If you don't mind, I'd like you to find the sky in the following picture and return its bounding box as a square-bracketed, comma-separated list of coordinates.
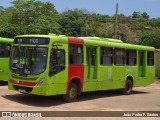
[1, 0, 159, 18]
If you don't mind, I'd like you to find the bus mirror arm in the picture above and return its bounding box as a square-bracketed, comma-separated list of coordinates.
[52, 44, 63, 49]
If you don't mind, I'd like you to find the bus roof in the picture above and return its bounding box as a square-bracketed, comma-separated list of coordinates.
[16, 35, 53, 38]
[79, 37, 123, 43]
[0, 37, 14, 43]
[79, 36, 155, 51]
[15, 35, 155, 51]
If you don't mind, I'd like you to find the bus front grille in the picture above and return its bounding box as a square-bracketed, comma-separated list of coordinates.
[13, 85, 33, 93]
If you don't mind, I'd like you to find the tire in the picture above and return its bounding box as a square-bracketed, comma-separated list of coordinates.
[63, 83, 78, 102]
[122, 79, 133, 95]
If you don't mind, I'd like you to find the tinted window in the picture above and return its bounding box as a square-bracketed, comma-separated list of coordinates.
[147, 51, 154, 66]
[69, 44, 83, 65]
[91, 48, 96, 65]
[0, 43, 11, 58]
[126, 50, 137, 66]
[86, 47, 96, 66]
[100, 47, 113, 65]
[114, 48, 125, 65]
[49, 49, 65, 76]
[10, 47, 48, 75]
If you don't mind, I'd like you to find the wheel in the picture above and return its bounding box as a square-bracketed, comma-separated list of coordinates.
[63, 83, 78, 102]
[121, 79, 133, 95]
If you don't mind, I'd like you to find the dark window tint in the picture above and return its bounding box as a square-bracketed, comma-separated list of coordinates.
[100, 47, 113, 65]
[69, 44, 83, 65]
[0, 43, 11, 58]
[49, 49, 65, 76]
[86, 47, 96, 66]
[91, 48, 96, 65]
[126, 50, 137, 66]
[147, 51, 154, 66]
[114, 48, 125, 65]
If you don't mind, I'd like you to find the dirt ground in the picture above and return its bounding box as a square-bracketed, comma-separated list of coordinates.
[0, 81, 160, 120]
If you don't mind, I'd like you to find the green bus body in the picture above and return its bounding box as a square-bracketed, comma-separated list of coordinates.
[0, 37, 13, 81]
[8, 34, 155, 101]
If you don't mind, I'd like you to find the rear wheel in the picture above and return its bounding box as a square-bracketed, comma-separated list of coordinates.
[63, 83, 78, 102]
[122, 79, 133, 95]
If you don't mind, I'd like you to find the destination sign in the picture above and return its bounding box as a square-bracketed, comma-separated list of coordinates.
[14, 37, 50, 45]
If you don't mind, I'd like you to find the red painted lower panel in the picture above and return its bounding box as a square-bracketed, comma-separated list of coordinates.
[68, 65, 84, 92]
[11, 80, 37, 86]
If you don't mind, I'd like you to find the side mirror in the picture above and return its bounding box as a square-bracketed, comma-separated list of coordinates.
[52, 44, 63, 49]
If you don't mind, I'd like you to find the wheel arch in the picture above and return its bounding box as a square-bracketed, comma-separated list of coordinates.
[68, 77, 82, 94]
[126, 75, 134, 87]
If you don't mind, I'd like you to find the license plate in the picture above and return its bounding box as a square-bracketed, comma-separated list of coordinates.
[19, 89, 26, 93]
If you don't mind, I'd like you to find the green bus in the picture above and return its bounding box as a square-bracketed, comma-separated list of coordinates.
[0, 37, 13, 81]
[8, 34, 155, 102]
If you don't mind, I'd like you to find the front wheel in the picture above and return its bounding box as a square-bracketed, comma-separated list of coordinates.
[121, 79, 133, 95]
[63, 83, 78, 102]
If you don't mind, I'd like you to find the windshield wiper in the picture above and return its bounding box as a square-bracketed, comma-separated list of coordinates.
[19, 73, 27, 77]
[19, 68, 28, 77]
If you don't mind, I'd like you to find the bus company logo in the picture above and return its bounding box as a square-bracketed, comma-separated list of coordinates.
[2, 112, 12, 117]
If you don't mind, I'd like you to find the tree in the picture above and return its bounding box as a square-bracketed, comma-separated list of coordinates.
[138, 28, 160, 48]
[142, 12, 149, 20]
[0, 8, 26, 37]
[28, 15, 59, 34]
[59, 9, 85, 36]
[0, 6, 4, 13]
[12, 0, 59, 33]
[132, 11, 142, 19]
[132, 11, 150, 20]
[0, 0, 60, 37]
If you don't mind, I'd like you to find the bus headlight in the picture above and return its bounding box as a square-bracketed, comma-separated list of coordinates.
[36, 77, 46, 86]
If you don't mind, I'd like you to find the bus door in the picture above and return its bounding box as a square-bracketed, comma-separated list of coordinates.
[138, 51, 146, 77]
[86, 47, 97, 79]
[49, 48, 68, 94]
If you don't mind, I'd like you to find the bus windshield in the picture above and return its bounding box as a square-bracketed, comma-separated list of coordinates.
[10, 46, 48, 75]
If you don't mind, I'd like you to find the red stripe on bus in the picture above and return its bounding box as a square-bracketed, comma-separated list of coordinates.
[67, 37, 84, 93]
[68, 65, 84, 93]
[68, 37, 84, 44]
[11, 80, 37, 86]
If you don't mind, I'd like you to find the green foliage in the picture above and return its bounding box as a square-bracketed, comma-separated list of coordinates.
[142, 12, 149, 20]
[132, 11, 149, 20]
[132, 11, 142, 19]
[0, 1, 160, 48]
[59, 9, 85, 36]
[0, 0, 59, 37]
[0, 6, 4, 13]
[28, 15, 60, 34]
[138, 29, 160, 48]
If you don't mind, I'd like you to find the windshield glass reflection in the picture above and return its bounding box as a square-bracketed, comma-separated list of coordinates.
[10, 46, 48, 75]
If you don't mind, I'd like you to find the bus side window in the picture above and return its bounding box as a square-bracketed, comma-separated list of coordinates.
[126, 50, 137, 66]
[100, 47, 113, 65]
[69, 44, 83, 65]
[147, 51, 154, 66]
[0, 43, 11, 58]
[49, 49, 65, 77]
[114, 48, 125, 65]
[0, 44, 4, 57]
